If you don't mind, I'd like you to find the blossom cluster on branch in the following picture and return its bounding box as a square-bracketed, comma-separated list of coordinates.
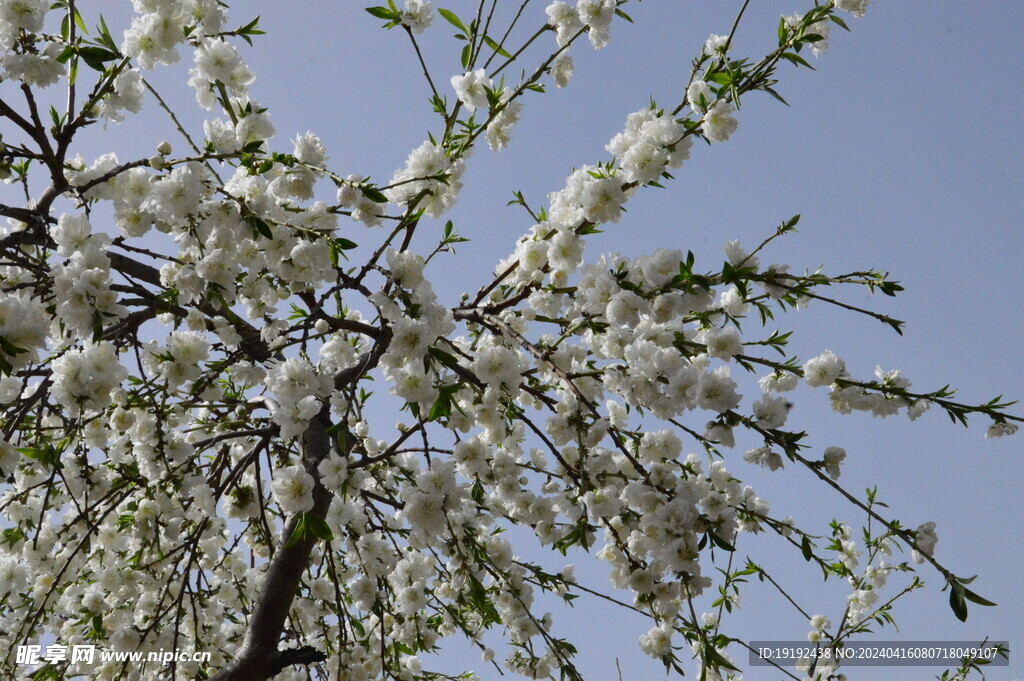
[0, 1, 1017, 681]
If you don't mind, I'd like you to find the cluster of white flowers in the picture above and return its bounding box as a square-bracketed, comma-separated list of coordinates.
[0, 0, 47, 37]
[374, 249, 457, 412]
[400, 0, 434, 34]
[551, 53, 574, 88]
[1, 42, 64, 86]
[384, 140, 466, 218]
[188, 37, 255, 108]
[264, 357, 329, 438]
[0, 290, 48, 372]
[204, 104, 274, 154]
[51, 213, 127, 336]
[836, 0, 870, 18]
[705, 33, 730, 59]
[796, 655, 841, 681]
[0, 0, 61, 86]
[558, 166, 627, 226]
[986, 421, 1019, 439]
[449, 64, 522, 152]
[606, 109, 693, 184]
[493, 100, 718, 297]
[0, 1, 1011, 680]
[822, 446, 846, 479]
[543, 0, 616, 70]
[575, 0, 616, 48]
[451, 68, 492, 113]
[142, 162, 211, 227]
[785, 12, 832, 57]
[639, 623, 673, 658]
[271, 464, 316, 514]
[399, 459, 466, 546]
[548, 0, 615, 49]
[744, 445, 783, 471]
[471, 338, 528, 390]
[336, 175, 386, 227]
[687, 79, 739, 143]
[806, 613, 831, 643]
[546, 2, 582, 47]
[802, 349, 847, 388]
[486, 88, 525, 151]
[827, 364, 934, 422]
[50, 341, 127, 416]
[143, 330, 211, 389]
[592, 452, 768, 611]
[700, 326, 743, 360]
[95, 69, 147, 122]
[284, 132, 329, 199]
[912, 521, 938, 563]
[122, 0, 225, 70]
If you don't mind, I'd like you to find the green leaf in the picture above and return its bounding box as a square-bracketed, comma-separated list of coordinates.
[483, 35, 511, 58]
[55, 45, 75, 64]
[779, 51, 815, 70]
[78, 46, 118, 71]
[438, 8, 467, 34]
[801, 535, 814, 561]
[707, 530, 735, 552]
[961, 588, 997, 607]
[471, 480, 485, 504]
[96, 15, 118, 52]
[460, 43, 471, 69]
[365, 6, 396, 20]
[349, 617, 365, 636]
[234, 16, 266, 44]
[74, 8, 88, 34]
[704, 644, 741, 672]
[830, 15, 851, 31]
[361, 187, 389, 203]
[427, 391, 451, 421]
[305, 513, 334, 542]
[248, 215, 274, 239]
[949, 583, 968, 622]
[283, 514, 307, 549]
[427, 346, 459, 368]
[763, 86, 789, 106]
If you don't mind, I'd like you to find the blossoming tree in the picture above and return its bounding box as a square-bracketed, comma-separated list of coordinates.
[0, 1, 1018, 680]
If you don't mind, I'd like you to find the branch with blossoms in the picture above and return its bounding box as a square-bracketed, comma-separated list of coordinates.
[0, 1, 1017, 681]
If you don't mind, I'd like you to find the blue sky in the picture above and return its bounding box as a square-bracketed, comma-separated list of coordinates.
[22, 1, 1023, 679]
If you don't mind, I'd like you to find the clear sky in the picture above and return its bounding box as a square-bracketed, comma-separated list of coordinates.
[30, 1, 1024, 679]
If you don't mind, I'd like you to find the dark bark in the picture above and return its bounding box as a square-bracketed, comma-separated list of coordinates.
[207, 406, 335, 681]
[208, 334, 391, 680]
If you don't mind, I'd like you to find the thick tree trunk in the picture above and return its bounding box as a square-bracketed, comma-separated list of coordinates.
[208, 406, 334, 681]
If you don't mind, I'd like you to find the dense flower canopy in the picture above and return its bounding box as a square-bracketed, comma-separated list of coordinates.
[0, 1, 1018, 681]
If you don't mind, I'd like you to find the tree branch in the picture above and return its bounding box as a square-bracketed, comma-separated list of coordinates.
[208, 406, 335, 681]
